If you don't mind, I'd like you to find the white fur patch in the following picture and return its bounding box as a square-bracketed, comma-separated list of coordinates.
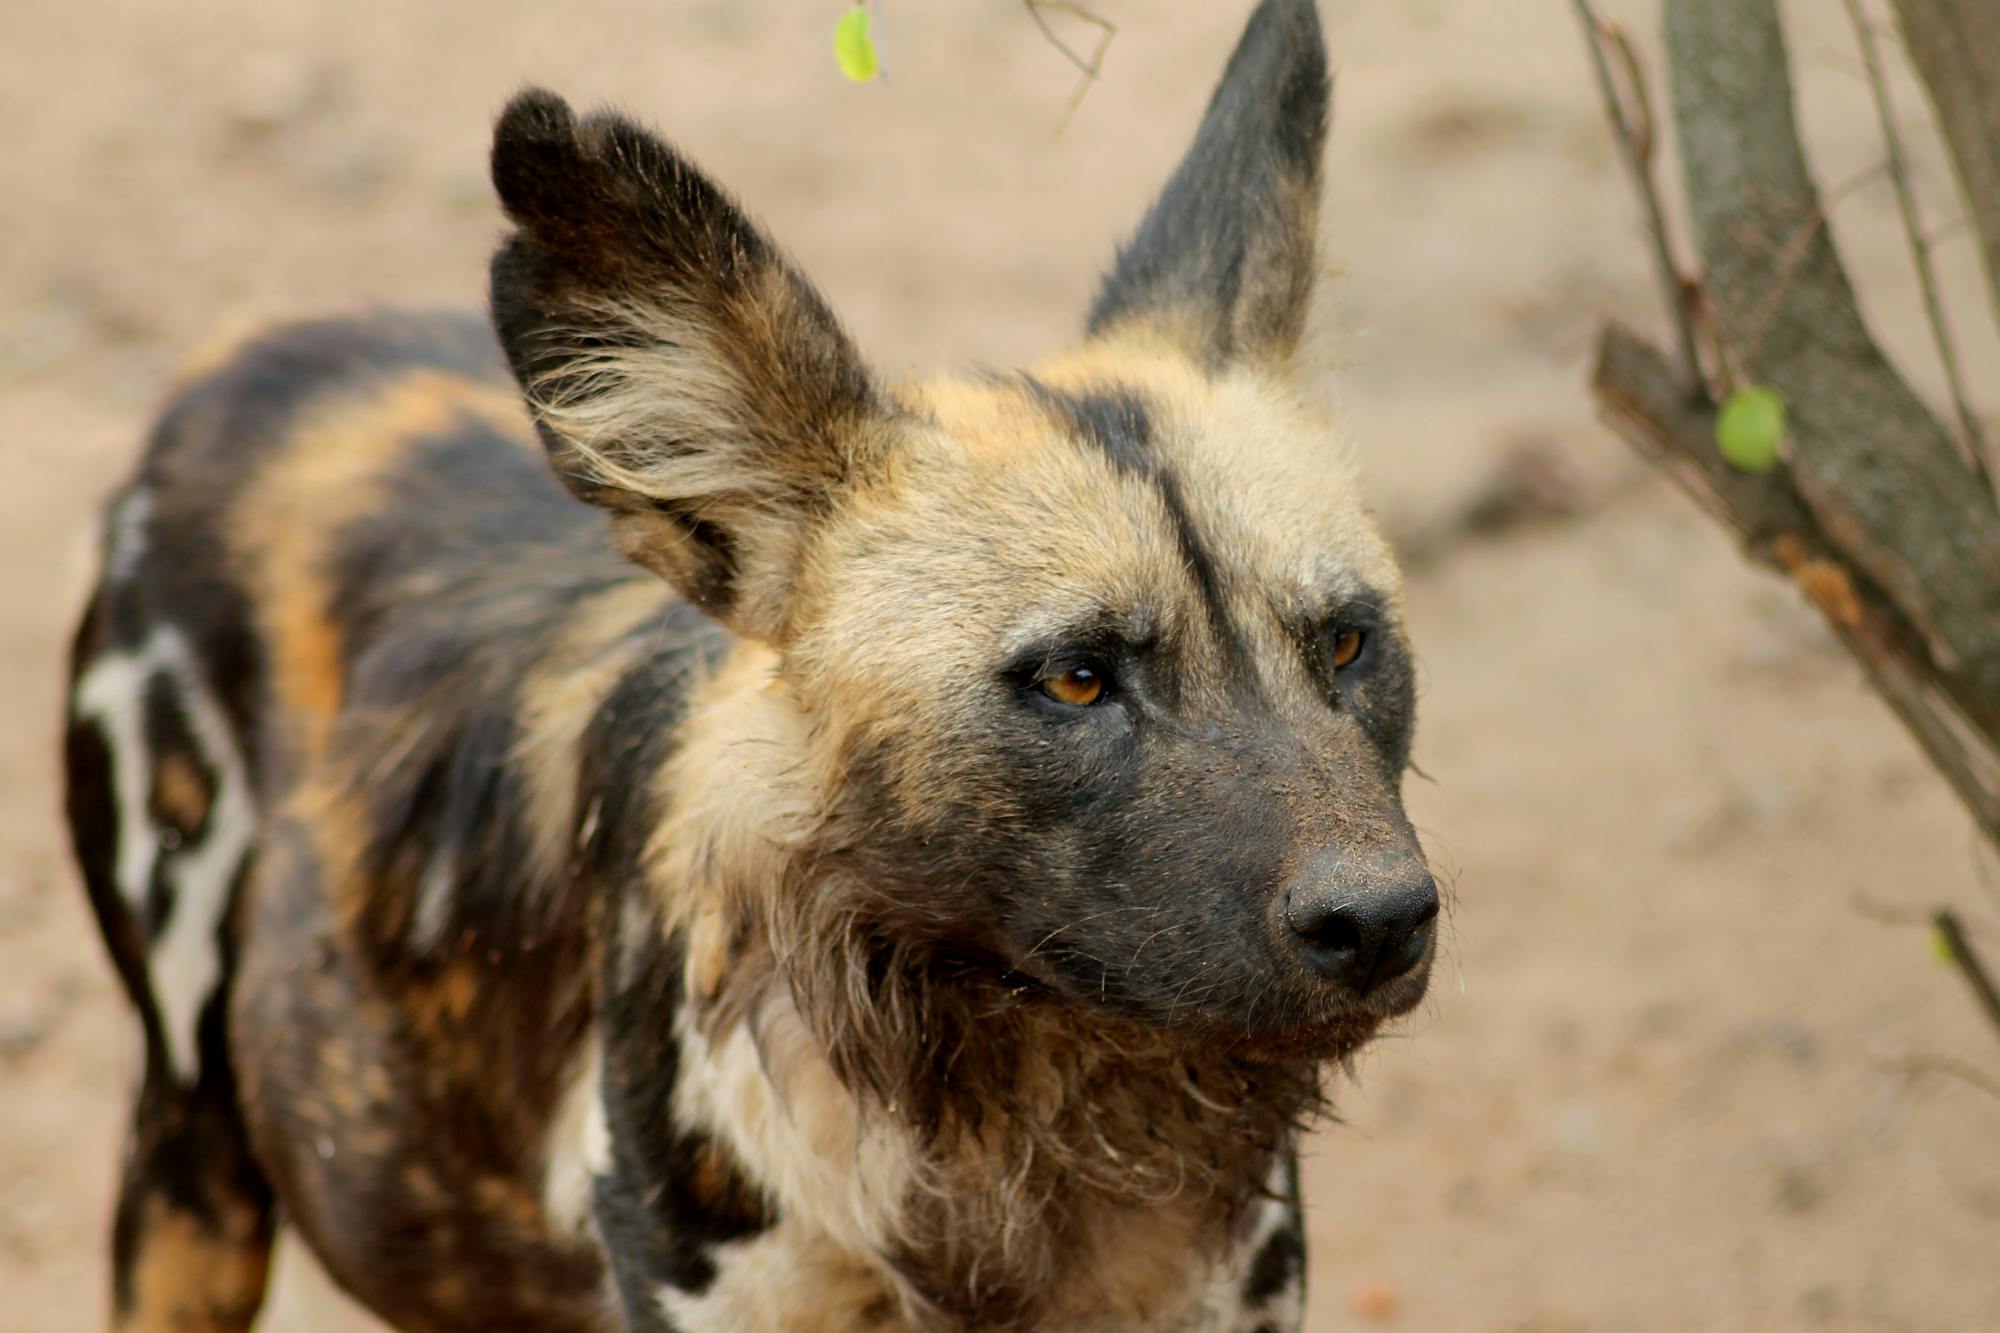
[654, 1219, 897, 1333]
[1200, 1157, 1306, 1332]
[670, 998, 912, 1260]
[542, 1033, 610, 1236]
[73, 625, 256, 1085]
[409, 847, 458, 954]
[73, 649, 161, 917]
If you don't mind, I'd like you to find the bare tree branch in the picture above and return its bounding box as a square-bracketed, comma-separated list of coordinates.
[1592, 327, 2000, 851]
[1843, 0, 1994, 495]
[1664, 0, 2000, 745]
[1025, 1, 1116, 135]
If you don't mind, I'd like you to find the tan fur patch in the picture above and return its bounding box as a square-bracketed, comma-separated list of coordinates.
[117, 1196, 270, 1333]
[229, 368, 529, 765]
[151, 750, 213, 838]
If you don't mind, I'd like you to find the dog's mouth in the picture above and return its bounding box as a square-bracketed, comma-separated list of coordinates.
[1230, 968, 1433, 1062]
[999, 942, 1433, 1065]
[1212, 1013, 1377, 1063]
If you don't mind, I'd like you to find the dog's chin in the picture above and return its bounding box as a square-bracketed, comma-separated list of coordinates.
[1226, 1015, 1383, 1063]
[1005, 953, 1433, 1064]
[1199, 965, 1435, 1064]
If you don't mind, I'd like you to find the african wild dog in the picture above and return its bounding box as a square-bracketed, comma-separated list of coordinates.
[62, 1, 1438, 1328]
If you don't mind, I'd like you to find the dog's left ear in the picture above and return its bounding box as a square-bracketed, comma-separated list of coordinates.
[1086, 0, 1329, 370]
[488, 90, 885, 641]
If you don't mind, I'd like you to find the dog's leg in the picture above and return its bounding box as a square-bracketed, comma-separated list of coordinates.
[66, 587, 275, 1331]
[107, 1064, 277, 1333]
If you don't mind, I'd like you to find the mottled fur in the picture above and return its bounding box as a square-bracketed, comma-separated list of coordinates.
[63, 2, 1437, 1330]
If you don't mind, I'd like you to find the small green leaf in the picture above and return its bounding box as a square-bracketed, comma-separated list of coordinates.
[1930, 925, 1956, 966]
[834, 7, 879, 83]
[1716, 385, 1786, 474]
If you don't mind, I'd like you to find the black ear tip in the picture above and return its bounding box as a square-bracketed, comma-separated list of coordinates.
[496, 87, 577, 148]
[492, 88, 582, 224]
[1248, 0, 1327, 70]
[1261, 0, 1322, 35]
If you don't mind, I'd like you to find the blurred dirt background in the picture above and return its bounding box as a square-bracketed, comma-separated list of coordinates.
[5, 1, 1999, 1328]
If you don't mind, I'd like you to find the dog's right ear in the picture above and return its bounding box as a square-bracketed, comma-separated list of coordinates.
[489, 89, 886, 641]
[1085, 0, 1329, 371]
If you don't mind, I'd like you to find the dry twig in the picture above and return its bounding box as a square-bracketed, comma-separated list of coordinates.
[1572, 0, 1706, 397]
[1025, 1, 1117, 134]
[1842, 0, 1994, 495]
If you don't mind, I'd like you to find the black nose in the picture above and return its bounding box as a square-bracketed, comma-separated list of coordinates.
[1285, 852, 1439, 993]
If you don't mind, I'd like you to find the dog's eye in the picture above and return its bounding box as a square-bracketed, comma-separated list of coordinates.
[1039, 666, 1106, 706]
[1328, 629, 1366, 671]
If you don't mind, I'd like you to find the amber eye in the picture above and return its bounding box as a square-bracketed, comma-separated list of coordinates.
[1039, 666, 1106, 706]
[1328, 629, 1366, 671]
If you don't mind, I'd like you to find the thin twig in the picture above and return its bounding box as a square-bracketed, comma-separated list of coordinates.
[1882, 1053, 2000, 1100]
[1934, 908, 2000, 1044]
[1025, 1, 1116, 135]
[1572, 0, 1706, 398]
[1843, 0, 1996, 497]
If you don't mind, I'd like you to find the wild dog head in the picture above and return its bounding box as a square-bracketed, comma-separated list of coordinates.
[489, 0, 1433, 1072]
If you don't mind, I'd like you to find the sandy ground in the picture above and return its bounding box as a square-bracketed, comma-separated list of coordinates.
[5, 1, 1999, 1329]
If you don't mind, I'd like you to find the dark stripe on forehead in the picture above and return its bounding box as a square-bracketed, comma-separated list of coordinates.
[1020, 373, 1252, 678]
[1019, 375, 1153, 475]
[1154, 467, 1252, 672]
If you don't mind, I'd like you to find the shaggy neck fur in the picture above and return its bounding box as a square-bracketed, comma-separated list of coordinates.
[642, 646, 1329, 1327]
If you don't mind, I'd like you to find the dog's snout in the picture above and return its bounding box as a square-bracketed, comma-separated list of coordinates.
[1285, 852, 1438, 994]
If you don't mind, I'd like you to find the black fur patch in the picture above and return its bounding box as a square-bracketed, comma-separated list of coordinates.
[574, 609, 752, 1326]
[597, 918, 776, 1321]
[1020, 375, 1154, 475]
[575, 606, 726, 886]
[1241, 1219, 1304, 1306]
[1154, 466, 1253, 673]
[1290, 588, 1417, 771]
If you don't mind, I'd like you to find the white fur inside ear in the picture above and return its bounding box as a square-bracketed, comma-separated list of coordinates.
[531, 296, 777, 514]
[524, 279, 866, 637]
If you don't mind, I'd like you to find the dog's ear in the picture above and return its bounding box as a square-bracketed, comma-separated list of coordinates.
[489, 89, 885, 641]
[1086, 0, 1329, 370]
